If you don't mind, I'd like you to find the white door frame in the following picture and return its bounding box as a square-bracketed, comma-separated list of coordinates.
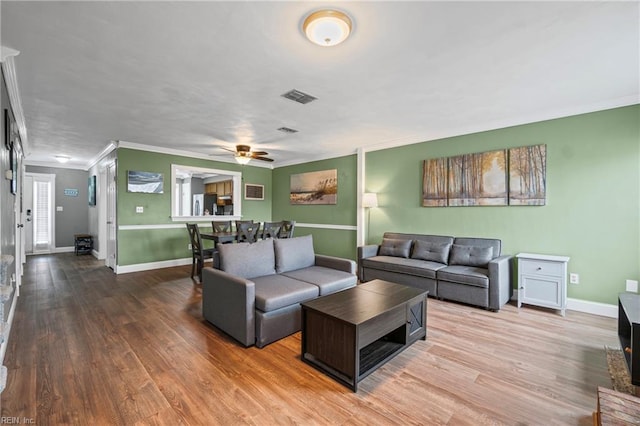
[28, 172, 56, 254]
[97, 167, 107, 260]
[106, 161, 117, 270]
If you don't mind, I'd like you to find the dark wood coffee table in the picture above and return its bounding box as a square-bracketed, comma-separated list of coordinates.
[301, 279, 428, 391]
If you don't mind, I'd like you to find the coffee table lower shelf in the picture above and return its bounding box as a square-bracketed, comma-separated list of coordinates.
[301, 280, 428, 391]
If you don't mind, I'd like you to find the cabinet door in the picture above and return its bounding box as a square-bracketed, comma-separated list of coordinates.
[521, 275, 562, 308]
[205, 183, 216, 194]
[224, 180, 232, 195]
[407, 297, 427, 343]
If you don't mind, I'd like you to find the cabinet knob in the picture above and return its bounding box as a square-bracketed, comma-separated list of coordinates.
[625, 347, 632, 354]
[536, 267, 542, 271]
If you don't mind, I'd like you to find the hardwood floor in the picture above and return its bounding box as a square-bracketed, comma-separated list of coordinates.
[2, 253, 618, 425]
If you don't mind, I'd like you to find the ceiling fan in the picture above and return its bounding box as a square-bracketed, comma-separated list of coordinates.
[222, 144, 274, 165]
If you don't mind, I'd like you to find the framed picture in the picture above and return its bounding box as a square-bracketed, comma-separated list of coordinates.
[9, 141, 17, 195]
[422, 158, 448, 207]
[127, 170, 164, 193]
[448, 150, 507, 206]
[290, 169, 337, 205]
[88, 175, 96, 206]
[509, 144, 547, 205]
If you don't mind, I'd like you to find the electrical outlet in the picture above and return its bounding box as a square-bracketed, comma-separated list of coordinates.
[188, 243, 192, 250]
[626, 279, 639, 293]
[136, 206, 144, 213]
[570, 273, 579, 284]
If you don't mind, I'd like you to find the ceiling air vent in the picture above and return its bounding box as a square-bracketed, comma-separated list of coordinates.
[277, 127, 299, 134]
[281, 89, 317, 105]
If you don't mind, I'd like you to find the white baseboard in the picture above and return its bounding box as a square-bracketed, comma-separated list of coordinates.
[55, 246, 75, 253]
[566, 298, 617, 318]
[116, 257, 192, 274]
[510, 291, 617, 318]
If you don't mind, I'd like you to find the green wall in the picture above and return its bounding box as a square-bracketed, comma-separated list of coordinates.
[117, 148, 272, 265]
[366, 105, 640, 305]
[272, 155, 357, 259]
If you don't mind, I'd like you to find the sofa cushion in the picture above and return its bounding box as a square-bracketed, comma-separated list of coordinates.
[252, 275, 319, 312]
[219, 239, 275, 279]
[361, 255, 446, 279]
[379, 238, 412, 258]
[437, 265, 490, 288]
[282, 266, 357, 296]
[449, 244, 493, 267]
[274, 235, 315, 273]
[411, 240, 451, 264]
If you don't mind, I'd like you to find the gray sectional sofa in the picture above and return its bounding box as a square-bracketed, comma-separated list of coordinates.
[202, 235, 357, 348]
[358, 232, 512, 311]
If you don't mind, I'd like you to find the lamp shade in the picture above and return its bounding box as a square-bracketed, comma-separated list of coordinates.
[363, 193, 378, 208]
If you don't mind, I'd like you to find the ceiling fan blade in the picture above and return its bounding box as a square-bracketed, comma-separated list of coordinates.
[251, 151, 269, 156]
[220, 147, 236, 153]
[253, 156, 274, 162]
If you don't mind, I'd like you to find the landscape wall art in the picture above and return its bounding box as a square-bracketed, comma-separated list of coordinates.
[509, 144, 547, 205]
[290, 169, 337, 205]
[422, 144, 546, 207]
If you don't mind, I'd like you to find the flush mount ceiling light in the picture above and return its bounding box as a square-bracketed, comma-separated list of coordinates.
[303, 10, 352, 47]
[55, 155, 70, 163]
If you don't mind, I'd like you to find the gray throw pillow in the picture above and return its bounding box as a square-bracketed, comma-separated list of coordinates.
[274, 235, 315, 273]
[411, 240, 451, 264]
[379, 238, 412, 258]
[219, 238, 276, 279]
[449, 244, 494, 268]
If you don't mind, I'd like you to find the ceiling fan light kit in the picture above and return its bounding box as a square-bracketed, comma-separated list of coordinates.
[303, 9, 352, 47]
[234, 154, 252, 165]
[229, 144, 274, 165]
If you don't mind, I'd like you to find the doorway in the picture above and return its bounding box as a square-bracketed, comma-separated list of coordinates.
[24, 173, 56, 254]
[106, 161, 117, 270]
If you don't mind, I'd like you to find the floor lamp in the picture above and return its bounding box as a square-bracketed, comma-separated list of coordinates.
[363, 193, 378, 243]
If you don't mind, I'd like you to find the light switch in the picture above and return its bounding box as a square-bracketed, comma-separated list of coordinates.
[56, 206, 63, 212]
[136, 206, 144, 213]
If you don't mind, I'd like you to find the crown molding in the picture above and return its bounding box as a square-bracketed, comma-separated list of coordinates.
[86, 141, 118, 171]
[362, 96, 640, 154]
[273, 147, 357, 168]
[116, 140, 274, 169]
[0, 47, 30, 157]
[24, 159, 88, 171]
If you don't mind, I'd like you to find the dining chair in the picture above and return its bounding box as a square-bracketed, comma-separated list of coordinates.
[234, 220, 254, 231]
[236, 221, 261, 243]
[212, 220, 232, 233]
[278, 220, 296, 239]
[186, 223, 216, 282]
[261, 221, 283, 239]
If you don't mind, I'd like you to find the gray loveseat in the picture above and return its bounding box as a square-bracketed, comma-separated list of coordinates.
[202, 235, 357, 348]
[358, 232, 512, 311]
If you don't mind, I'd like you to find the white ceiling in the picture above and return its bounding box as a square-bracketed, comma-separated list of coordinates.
[2, 1, 638, 169]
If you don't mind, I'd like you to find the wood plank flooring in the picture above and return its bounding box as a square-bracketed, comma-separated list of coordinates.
[1, 253, 619, 425]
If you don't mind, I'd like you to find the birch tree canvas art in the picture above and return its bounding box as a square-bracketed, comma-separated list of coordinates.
[509, 144, 547, 205]
[448, 150, 507, 206]
[422, 158, 448, 206]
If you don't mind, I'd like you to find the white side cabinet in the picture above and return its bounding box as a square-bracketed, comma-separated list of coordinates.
[516, 253, 570, 316]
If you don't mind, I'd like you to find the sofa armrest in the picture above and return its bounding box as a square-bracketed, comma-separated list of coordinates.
[314, 254, 356, 275]
[202, 267, 256, 347]
[488, 255, 513, 311]
[357, 244, 380, 281]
